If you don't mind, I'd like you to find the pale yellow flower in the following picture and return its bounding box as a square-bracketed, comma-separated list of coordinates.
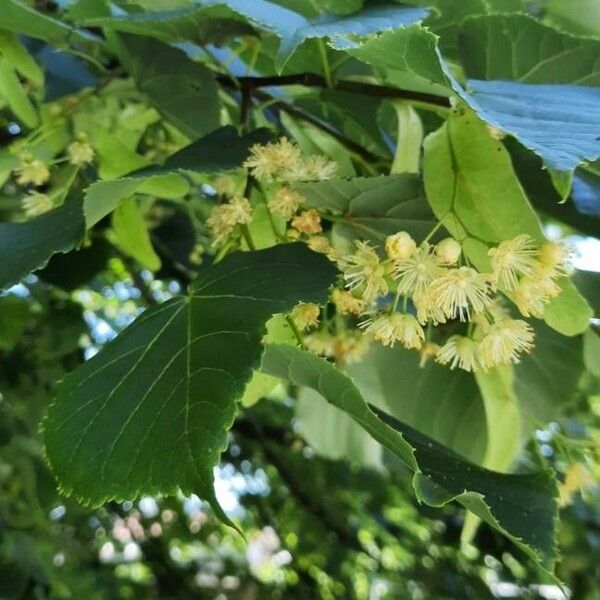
[339, 241, 388, 302]
[392, 242, 444, 297]
[489, 234, 538, 291]
[16, 155, 50, 186]
[537, 241, 572, 278]
[360, 312, 424, 349]
[291, 209, 322, 235]
[304, 331, 335, 358]
[559, 463, 592, 507]
[307, 235, 334, 257]
[268, 187, 304, 220]
[430, 266, 492, 321]
[436, 335, 482, 372]
[67, 133, 94, 165]
[331, 289, 366, 316]
[244, 138, 302, 182]
[434, 237, 462, 265]
[300, 155, 337, 181]
[513, 275, 556, 318]
[413, 290, 447, 326]
[385, 231, 416, 261]
[22, 191, 53, 217]
[207, 196, 253, 246]
[479, 319, 535, 368]
[333, 333, 370, 364]
[419, 342, 441, 368]
[291, 302, 320, 329]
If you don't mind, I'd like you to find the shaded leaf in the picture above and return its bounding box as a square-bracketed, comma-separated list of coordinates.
[514, 322, 585, 425]
[0, 296, 30, 351]
[347, 344, 487, 464]
[262, 343, 559, 573]
[116, 33, 219, 139]
[296, 174, 435, 241]
[0, 196, 85, 291]
[457, 14, 600, 85]
[43, 244, 337, 521]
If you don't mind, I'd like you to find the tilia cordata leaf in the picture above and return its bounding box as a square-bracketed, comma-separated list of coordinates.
[262, 344, 559, 574]
[42, 244, 337, 524]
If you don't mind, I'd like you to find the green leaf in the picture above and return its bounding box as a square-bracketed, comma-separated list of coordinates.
[422, 108, 592, 335]
[346, 344, 487, 464]
[78, 6, 255, 44]
[0, 0, 100, 45]
[0, 196, 85, 291]
[262, 344, 559, 573]
[136, 126, 274, 176]
[42, 244, 337, 520]
[583, 327, 600, 378]
[457, 14, 600, 84]
[0, 31, 43, 87]
[295, 174, 435, 242]
[545, 0, 600, 37]
[340, 24, 451, 96]
[417, 0, 525, 56]
[112, 198, 161, 271]
[0, 57, 38, 128]
[513, 322, 585, 425]
[84, 127, 271, 227]
[195, 0, 429, 69]
[462, 365, 523, 544]
[115, 33, 219, 139]
[84, 174, 188, 229]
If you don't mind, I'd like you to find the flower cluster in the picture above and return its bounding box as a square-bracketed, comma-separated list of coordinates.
[243, 138, 337, 183]
[331, 231, 570, 372]
[206, 196, 253, 247]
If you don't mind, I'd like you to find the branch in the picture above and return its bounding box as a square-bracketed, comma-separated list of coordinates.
[217, 72, 451, 108]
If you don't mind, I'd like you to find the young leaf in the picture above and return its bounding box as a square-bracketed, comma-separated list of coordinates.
[262, 343, 559, 573]
[112, 198, 162, 271]
[0, 196, 85, 291]
[115, 33, 220, 139]
[42, 244, 337, 522]
[422, 108, 592, 335]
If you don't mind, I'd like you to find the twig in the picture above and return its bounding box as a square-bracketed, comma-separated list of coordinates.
[217, 72, 451, 108]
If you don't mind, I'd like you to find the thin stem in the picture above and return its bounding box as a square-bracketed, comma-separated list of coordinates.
[422, 219, 445, 244]
[251, 89, 385, 164]
[241, 225, 256, 250]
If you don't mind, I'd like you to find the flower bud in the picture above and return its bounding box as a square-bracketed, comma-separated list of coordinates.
[435, 237, 462, 265]
[385, 232, 416, 261]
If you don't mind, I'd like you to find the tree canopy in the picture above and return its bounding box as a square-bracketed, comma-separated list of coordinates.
[0, 0, 598, 598]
